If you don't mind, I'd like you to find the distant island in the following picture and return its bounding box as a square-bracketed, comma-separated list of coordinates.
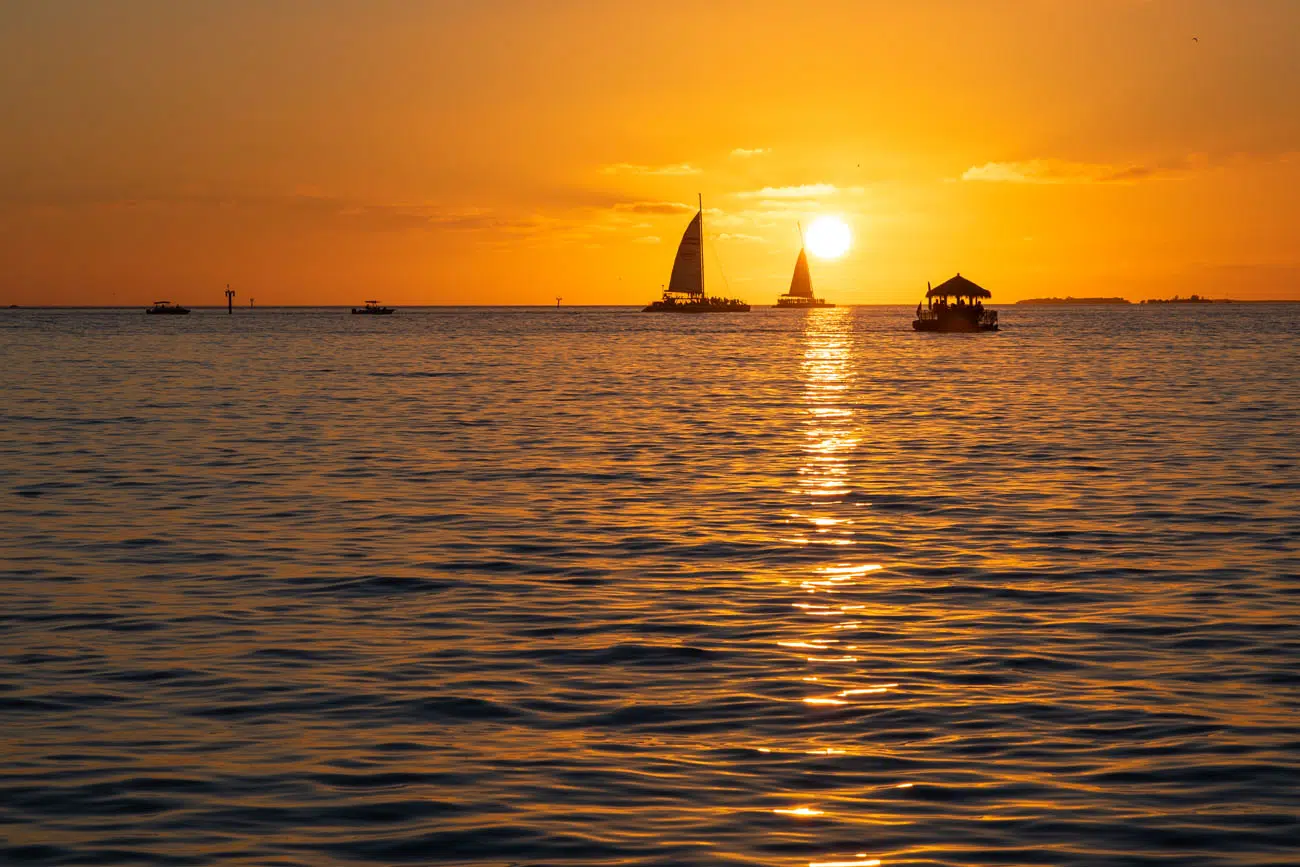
[1016, 296, 1130, 305]
[1139, 294, 1231, 304]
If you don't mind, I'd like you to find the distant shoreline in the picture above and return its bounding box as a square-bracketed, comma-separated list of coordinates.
[1138, 297, 1232, 304]
[1016, 297, 1130, 305]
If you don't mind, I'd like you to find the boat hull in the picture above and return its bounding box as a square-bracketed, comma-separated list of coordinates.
[775, 299, 835, 309]
[146, 308, 189, 315]
[913, 318, 997, 332]
[352, 308, 394, 314]
[642, 301, 750, 313]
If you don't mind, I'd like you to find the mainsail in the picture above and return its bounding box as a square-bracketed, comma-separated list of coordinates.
[787, 247, 813, 299]
[666, 209, 703, 296]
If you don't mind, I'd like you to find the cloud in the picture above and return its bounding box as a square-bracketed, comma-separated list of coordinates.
[600, 163, 701, 176]
[735, 184, 838, 199]
[632, 235, 661, 244]
[0, 185, 552, 235]
[960, 159, 1180, 184]
[612, 200, 698, 215]
[337, 203, 506, 231]
[960, 150, 1300, 185]
[716, 233, 765, 243]
[703, 211, 748, 228]
[283, 197, 554, 233]
[754, 199, 823, 210]
[730, 148, 769, 158]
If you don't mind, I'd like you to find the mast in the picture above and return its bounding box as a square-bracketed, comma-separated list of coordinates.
[698, 194, 704, 298]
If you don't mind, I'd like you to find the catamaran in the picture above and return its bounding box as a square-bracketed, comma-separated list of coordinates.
[775, 230, 833, 308]
[642, 196, 749, 313]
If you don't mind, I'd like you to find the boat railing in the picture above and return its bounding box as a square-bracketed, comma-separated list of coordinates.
[917, 307, 997, 324]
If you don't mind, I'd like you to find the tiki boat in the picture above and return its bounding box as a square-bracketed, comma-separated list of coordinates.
[352, 300, 395, 314]
[913, 274, 998, 332]
[642, 196, 749, 313]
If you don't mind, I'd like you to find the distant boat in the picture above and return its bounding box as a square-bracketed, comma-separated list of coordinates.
[352, 300, 394, 315]
[913, 274, 998, 332]
[774, 232, 833, 308]
[145, 301, 190, 315]
[642, 197, 749, 313]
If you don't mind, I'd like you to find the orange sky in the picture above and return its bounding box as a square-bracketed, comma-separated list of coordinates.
[2, 0, 1297, 306]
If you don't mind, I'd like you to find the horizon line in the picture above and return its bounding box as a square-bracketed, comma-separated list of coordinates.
[6, 300, 1300, 310]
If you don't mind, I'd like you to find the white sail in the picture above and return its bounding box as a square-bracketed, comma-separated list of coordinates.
[666, 210, 703, 296]
[787, 247, 813, 298]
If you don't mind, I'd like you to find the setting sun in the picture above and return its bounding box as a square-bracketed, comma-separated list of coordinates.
[805, 217, 852, 260]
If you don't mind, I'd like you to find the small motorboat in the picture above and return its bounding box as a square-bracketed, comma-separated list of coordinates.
[352, 300, 395, 314]
[146, 301, 190, 315]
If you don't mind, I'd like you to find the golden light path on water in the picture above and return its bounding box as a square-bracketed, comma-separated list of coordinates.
[771, 309, 899, 867]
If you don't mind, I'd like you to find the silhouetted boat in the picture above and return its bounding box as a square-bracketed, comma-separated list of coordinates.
[775, 232, 833, 308]
[642, 197, 749, 313]
[913, 274, 998, 332]
[145, 301, 190, 315]
[352, 300, 394, 314]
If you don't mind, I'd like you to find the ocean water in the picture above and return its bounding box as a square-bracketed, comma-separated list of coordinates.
[1, 303, 1298, 867]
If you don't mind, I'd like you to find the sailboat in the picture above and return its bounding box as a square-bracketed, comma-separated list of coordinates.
[642, 196, 750, 313]
[775, 227, 834, 308]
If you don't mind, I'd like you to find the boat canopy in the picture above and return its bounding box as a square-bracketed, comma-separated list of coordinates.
[926, 274, 991, 299]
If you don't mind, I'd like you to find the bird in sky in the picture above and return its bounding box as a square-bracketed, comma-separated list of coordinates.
[1192, 36, 1199, 42]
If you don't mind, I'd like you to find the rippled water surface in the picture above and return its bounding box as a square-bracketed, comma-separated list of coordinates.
[2, 304, 1298, 866]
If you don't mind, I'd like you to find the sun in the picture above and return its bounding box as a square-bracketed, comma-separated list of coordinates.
[804, 216, 852, 259]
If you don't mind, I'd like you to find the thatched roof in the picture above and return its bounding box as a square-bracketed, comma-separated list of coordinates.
[926, 273, 991, 299]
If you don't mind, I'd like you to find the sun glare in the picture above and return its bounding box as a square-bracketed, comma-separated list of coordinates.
[805, 217, 851, 259]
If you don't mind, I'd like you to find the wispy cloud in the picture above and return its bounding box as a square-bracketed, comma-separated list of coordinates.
[961, 159, 1179, 184]
[612, 200, 698, 215]
[736, 184, 838, 199]
[753, 199, 823, 210]
[0, 186, 542, 233]
[730, 147, 769, 158]
[632, 235, 661, 244]
[716, 233, 766, 243]
[600, 163, 701, 176]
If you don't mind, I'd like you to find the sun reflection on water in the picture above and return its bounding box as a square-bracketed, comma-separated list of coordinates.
[776, 310, 893, 866]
